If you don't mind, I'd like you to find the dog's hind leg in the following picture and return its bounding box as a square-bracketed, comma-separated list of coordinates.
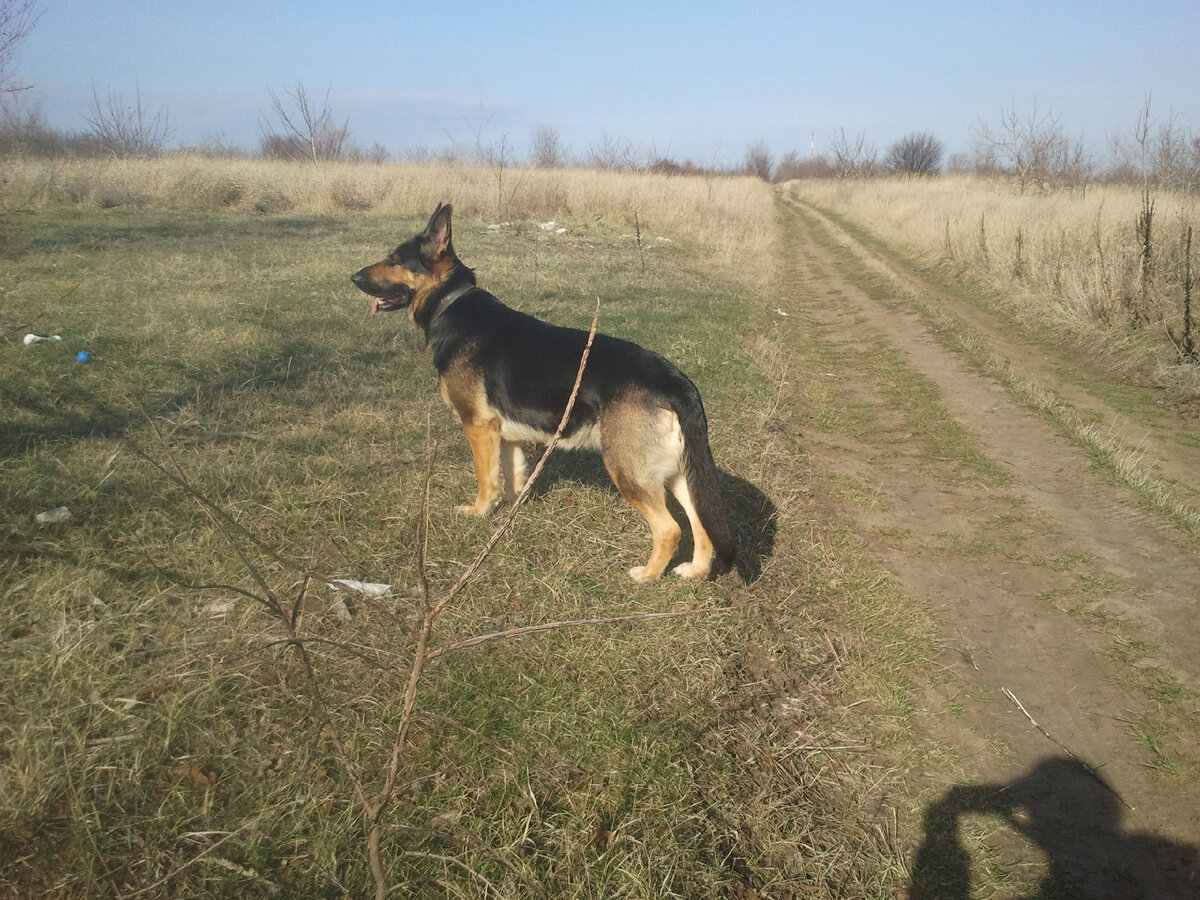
[613, 481, 682, 582]
[602, 398, 685, 581]
[501, 439, 527, 502]
[667, 474, 715, 579]
[459, 419, 502, 516]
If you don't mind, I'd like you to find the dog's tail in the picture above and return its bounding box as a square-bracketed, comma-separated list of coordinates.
[678, 393, 737, 575]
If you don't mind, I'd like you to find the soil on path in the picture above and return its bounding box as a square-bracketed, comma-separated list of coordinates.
[776, 192, 1200, 896]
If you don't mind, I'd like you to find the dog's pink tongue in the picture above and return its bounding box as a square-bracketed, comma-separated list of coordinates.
[370, 297, 383, 317]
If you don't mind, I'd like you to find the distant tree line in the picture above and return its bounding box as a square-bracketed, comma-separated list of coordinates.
[1, 78, 1198, 193]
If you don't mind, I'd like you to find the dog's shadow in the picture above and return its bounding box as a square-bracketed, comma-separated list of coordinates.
[529, 452, 777, 584]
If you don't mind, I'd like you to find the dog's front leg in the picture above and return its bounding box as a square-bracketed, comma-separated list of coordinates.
[459, 419, 502, 516]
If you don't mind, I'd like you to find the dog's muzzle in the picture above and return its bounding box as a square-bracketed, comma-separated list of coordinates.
[351, 270, 413, 315]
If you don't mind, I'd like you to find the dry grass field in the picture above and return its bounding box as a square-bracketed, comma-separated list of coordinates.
[2, 155, 775, 286]
[3, 159, 932, 898]
[790, 176, 1200, 398]
[3, 158, 1198, 897]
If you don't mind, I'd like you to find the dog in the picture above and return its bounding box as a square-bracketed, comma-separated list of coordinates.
[351, 203, 735, 581]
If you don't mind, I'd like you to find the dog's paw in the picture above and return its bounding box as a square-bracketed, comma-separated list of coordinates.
[628, 565, 659, 583]
[456, 501, 494, 516]
[671, 561, 709, 579]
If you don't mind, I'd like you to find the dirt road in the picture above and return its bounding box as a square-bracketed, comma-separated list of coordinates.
[776, 192, 1200, 895]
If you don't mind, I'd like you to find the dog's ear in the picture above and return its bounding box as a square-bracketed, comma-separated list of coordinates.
[425, 203, 453, 258]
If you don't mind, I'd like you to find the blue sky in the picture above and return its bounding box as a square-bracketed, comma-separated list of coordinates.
[9, 0, 1199, 166]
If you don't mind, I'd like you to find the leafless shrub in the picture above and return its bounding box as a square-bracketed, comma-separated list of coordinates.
[395, 144, 462, 165]
[743, 139, 774, 181]
[646, 155, 683, 175]
[945, 152, 974, 175]
[587, 132, 640, 171]
[479, 133, 524, 218]
[83, 82, 173, 158]
[1110, 95, 1200, 194]
[973, 98, 1092, 192]
[344, 141, 390, 164]
[774, 150, 836, 182]
[0, 92, 58, 154]
[829, 128, 879, 180]
[885, 131, 944, 176]
[530, 124, 567, 168]
[260, 82, 350, 165]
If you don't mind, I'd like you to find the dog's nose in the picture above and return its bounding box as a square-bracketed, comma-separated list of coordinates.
[351, 271, 363, 285]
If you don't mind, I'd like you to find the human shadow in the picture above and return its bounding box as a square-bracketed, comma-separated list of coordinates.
[527, 452, 776, 585]
[909, 756, 1200, 899]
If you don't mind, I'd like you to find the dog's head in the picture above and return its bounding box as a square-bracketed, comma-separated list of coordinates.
[351, 203, 457, 317]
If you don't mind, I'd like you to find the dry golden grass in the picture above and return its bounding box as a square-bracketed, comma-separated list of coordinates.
[4, 155, 775, 288]
[790, 176, 1200, 392]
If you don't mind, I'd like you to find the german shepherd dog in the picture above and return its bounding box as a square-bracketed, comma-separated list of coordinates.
[351, 204, 735, 581]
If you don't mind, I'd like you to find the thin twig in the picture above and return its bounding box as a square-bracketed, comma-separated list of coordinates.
[122, 808, 273, 898]
[1001, 687, 1134, 811]
[132, 407, 374, 816]
[956, 626, 979, 671]
[426, 607, 732, 662]
[394, 851, 502, 897]
[432, 301, 601, 618]
[365, 301, 601, 900]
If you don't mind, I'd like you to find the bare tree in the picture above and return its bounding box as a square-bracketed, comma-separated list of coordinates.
[743, 139, 774, 181]
[83, 81, 173, 157]
[974, 99, 1091, 191]
[829, 128, 878, 180]
[586, 132, 639, 171]
[261, 82, 349, 164]
[1153, 121, 1200, 194]
[1110, 96, 1200, 193]
[885, 131, 944, 175]
[0, 0, 39, 93]
[530, 124, 566, 168]
[0, 91, 62, 154]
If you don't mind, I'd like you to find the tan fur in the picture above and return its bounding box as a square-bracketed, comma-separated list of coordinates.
[598, 391, 715, 581]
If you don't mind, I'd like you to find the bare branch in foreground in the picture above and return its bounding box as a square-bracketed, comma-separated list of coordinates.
[364, 301, 600, 900]
[134, 301, 719, 898]
[1001, 687, 1134, 811]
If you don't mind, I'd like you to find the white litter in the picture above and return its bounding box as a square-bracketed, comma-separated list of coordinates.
[35, 506, 71, 524]
[329, 579, 392, 599]
[203, 600, 236, 614]
[330, 596, 353, 621]
[24, 333, 63, 345]
[774, 308, 790, 317]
